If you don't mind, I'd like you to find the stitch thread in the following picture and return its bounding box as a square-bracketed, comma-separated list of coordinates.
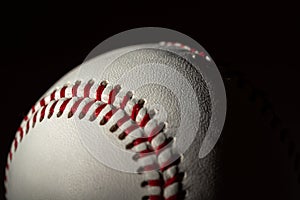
[4, 80, 185, 200]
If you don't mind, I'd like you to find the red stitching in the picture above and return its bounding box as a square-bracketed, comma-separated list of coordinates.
[148, 125, 164, 143]
[69, 98, 84, 117]
[25, 121, 30, 134]
[40, 104, 47, 122]
[4, 80, 184, 200]
[72, 81, 80, 96]
[79, 100, 96, 119]
[164, 176, 178, 188]
[143, 164, 160, 171]
[13, 138, 18, 152]
[149, 196, 163, 200]
[84, 80, 94, 97]
[96, 81, 106, 101]
[120, 91, 132, 109]
[116, 115, 130, 127]
[31, 105, 35, 113]
[108, 85, 120, 104]
[92, 103, 107, 120]
[60, 86, 68, 98]
[32, 112, 38, 128]
[57, 98, 72, 117]
[39, 98, 46, 107]
[133, 138, 148, 146]
[139, 113, 150, 127]
[148, 179, 163, 186]
[50, 89, 56, 100]
[160, 41, 207, 58]
[131, 103, 142, 120]
[18, 127, 23, 141]
[48, 101, 58, 119]
[123, 125, 139, 138]
[100, 109, 114, 125]
[9, 152, 12, 161]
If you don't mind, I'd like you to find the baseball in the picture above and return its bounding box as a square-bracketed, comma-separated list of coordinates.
[4, 35, 226, 199]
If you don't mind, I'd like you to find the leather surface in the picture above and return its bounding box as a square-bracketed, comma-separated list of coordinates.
[7, 43, 298, 200]
[6, 44, 217, 200]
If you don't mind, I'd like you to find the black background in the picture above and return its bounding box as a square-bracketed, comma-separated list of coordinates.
[0, 1, 299, 200]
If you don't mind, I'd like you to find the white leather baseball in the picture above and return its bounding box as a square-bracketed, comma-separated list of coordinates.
[5, 42, 225, 200]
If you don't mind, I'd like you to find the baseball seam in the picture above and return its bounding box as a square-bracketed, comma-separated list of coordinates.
[4, 79, 186, 200]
